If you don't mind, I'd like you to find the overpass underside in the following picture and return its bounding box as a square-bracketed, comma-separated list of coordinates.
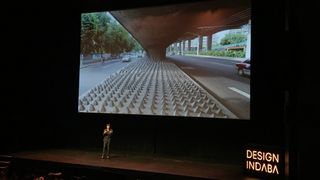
[111, 0, 250, 59]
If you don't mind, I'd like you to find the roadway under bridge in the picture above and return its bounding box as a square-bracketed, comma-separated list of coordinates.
[78, 0, 251, 119]
[111, 0, 250, 59]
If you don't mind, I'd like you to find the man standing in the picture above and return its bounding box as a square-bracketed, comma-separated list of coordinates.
[101, 123, 113, 159]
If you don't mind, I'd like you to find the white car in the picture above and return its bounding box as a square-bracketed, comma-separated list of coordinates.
[122, 56, 131, 62]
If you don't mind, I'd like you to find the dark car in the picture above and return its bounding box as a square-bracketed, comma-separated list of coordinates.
[235, 59, 250, 76]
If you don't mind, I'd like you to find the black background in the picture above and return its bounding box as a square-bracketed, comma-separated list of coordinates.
[1, 0, 319, 179]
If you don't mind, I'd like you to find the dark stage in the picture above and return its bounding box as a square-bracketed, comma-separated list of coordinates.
[7, 149, 260, 180]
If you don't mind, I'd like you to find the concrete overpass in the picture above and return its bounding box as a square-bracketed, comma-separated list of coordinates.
[111, 0, 250, 59]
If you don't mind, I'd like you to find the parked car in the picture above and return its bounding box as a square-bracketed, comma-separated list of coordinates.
[236, 59, 250, 76]
[122, 55, 131, 62]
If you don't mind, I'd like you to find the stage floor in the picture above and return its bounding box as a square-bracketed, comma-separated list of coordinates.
[10, 149, 259, 180]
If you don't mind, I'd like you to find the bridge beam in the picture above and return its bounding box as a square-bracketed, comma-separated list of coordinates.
[111, 0, 250, 60]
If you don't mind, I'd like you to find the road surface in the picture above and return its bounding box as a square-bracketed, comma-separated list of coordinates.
[167, 55, 250, 120]
[79, 59, 136, 96]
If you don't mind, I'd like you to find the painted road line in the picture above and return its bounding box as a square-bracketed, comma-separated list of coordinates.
[228, 87, 250, 99]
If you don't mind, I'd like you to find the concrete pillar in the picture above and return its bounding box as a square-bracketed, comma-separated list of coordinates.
[245, 20, 251, 60]
[188, 39, 191, 51]
[147, 45, 166, 60]
[174, 43, 178, 54]
[167, 45, 171, 55]
[179, 41, 183, 55]
[207, 34, 212, 51]
[182, 41, 185, 55]
[197, 36, 203, 55]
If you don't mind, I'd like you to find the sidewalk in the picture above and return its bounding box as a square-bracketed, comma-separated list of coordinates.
[80, 59, 120, 69]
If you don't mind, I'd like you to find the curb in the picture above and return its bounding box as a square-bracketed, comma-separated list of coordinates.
[184, 54, 246, 62]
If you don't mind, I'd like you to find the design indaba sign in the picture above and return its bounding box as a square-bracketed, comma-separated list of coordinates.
[246, 150, 279, 174]
[244, 145, 284, 179]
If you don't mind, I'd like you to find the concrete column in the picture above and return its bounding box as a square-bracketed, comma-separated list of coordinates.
[188, 39, 191, 51]
[147, 45, 166, 60]
[245, 20, 251, 59]
[167, 45, 171, 55]
[174, 43, 178, 54]
[182, 41, 185, 55]
[197, 36, 203, 55]
[179, 41, 183, 55]
[207, 34, 212, 51]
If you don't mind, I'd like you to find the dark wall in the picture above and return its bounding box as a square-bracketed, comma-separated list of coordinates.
[288, 0, 320, 179]
[2, 0, 291, 168]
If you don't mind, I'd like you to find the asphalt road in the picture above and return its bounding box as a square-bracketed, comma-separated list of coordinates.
[78, 59, 136, 96]
[167, 55, 250, 120]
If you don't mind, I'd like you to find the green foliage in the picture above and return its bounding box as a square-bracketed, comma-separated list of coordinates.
[81, 12, 143, 56]
[203, 50, 245, 58]
[184, 50, 197, 55]
[185, 50, 245, 58]
[81, 13, 97, 55]
[220, 33, 247, 45]
[133, 40, 143, 51]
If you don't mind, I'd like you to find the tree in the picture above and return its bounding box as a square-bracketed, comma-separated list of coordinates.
[81, 13, 96, 55]
[81, 12, 111, 55]
[94, 13, 111, 58]
[81, 12, 144, 57]
[132, 38, 143, 52]
[220, 32, 247, 45]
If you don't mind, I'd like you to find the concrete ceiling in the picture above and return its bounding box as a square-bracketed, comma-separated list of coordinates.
[111, 0, 250, 59]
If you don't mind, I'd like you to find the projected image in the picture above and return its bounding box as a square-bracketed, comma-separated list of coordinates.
[78, 0, 251, 119]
